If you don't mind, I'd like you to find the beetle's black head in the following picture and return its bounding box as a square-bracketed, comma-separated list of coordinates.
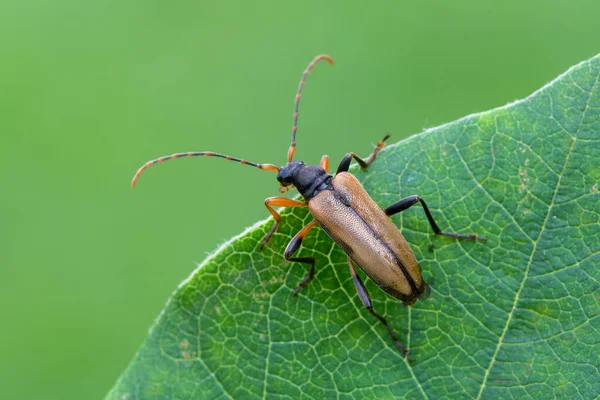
[277, 161, 304, 188]
[277, 160, 331, 200]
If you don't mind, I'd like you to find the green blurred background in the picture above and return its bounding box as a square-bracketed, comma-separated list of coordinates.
[1, 1, 598, 398]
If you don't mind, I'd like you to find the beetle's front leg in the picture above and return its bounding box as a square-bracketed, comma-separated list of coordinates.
[284, 220, 318, 295]
[261, 197, 308, 249]
[384, 195, 488, 242]
[336, 134, 390, 174]
[347, 256, 412, 360]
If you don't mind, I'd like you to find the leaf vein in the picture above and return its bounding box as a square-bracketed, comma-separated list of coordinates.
[476, 65, 600, 400]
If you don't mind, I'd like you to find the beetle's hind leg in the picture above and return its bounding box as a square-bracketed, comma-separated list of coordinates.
[336, 134, 390, 174]
[347, 256, 412, 360]
[384, 195, 488, 242]
[284, 220, 319, 295]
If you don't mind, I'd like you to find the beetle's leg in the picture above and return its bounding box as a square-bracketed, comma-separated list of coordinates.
[284, 220, 319, 295]
[336, 134, 390, 174]
[319, 154, 330, 173]
[347, 256, 412, 360]
[261, 197, 308, 249]
[384, 195, 488, 242]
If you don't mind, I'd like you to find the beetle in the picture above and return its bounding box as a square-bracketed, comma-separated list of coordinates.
[132, 55, 487, 358]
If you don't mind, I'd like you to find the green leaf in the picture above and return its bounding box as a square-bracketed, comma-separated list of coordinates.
[108, 55, 600, 399]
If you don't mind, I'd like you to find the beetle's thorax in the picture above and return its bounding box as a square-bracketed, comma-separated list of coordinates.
[277, 161, 332, 200]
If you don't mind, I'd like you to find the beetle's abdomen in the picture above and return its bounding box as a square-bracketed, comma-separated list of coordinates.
[308, 172, 425, 304]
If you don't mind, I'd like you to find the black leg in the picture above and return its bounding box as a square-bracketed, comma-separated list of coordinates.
[284, 220, 318, 295]
[384, 195, 487, 242]
[347, 256, 412, 360]
[336, 134, 390, 174]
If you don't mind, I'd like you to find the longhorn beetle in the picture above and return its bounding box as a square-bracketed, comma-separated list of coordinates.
[132, 55, 487, 358]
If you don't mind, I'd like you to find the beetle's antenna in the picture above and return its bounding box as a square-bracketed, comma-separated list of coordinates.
[287, 54, 334, 162]
[131, 152, 279, 188]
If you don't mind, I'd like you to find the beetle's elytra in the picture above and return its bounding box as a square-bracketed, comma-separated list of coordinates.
[132, 55, 487, 359]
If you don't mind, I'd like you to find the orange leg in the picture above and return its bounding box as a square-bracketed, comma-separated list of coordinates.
[261, 197, 308, 249]
[284, 220, 319, 295]
[320, 154, 330, 173]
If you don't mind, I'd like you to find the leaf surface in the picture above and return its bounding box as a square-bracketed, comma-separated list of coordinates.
[108, 55, 600, 399]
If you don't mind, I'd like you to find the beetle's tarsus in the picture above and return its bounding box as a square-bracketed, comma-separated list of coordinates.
[293, 273, 312, 296]
[289, 260, 316, 296]
[438, 231, 488, 243]
[260, 223, 278, 250]
[336, 134, 391, 175]
[292, 285, 303, 296]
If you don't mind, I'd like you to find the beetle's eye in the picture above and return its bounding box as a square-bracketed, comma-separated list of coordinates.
[277, 172, 292, 186]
